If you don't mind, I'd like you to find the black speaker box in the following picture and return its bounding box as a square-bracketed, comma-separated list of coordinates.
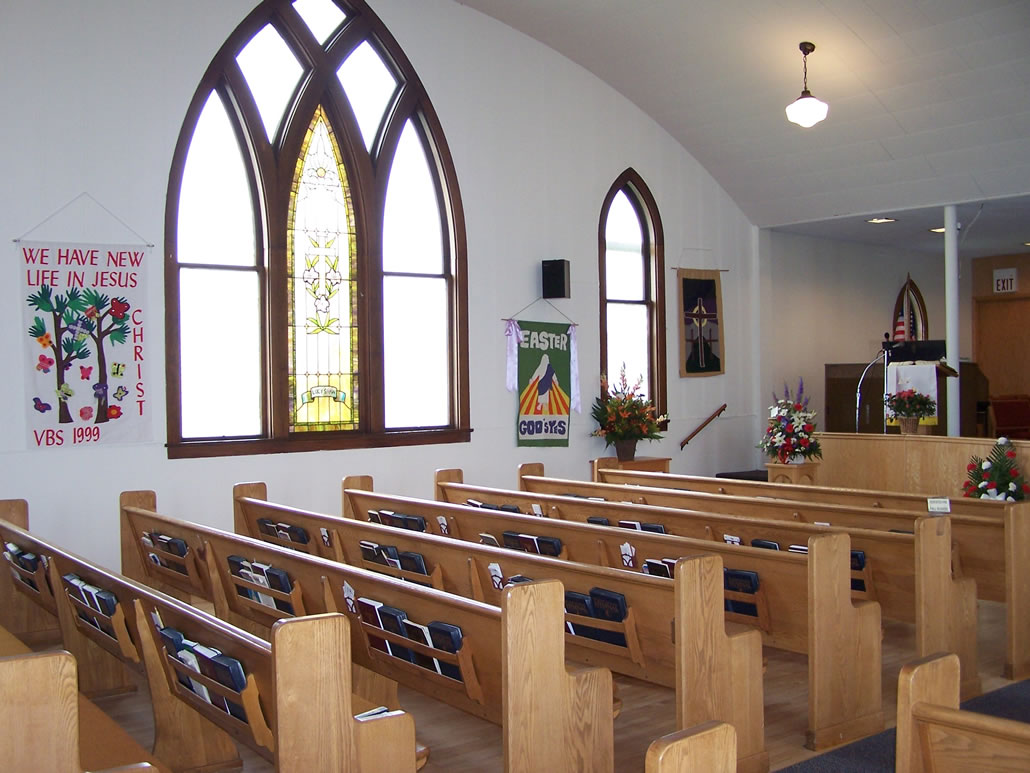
[541, 259, 570, 299]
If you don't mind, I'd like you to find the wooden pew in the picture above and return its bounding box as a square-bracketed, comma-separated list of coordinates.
[428, 470, 980, 698]
[0, 650, 157, 773]
[0, 498, 62, 645]
[510, 466, 1027, 683]
[646, 722, 736, 773]
[1, 515, 418, 772]
[120, 496, 616, 772]
[591, 465, 1011, 518]
[233, 484, 768, 771]
[330, 483, 880, 751]
[896, 653, 1030, 773]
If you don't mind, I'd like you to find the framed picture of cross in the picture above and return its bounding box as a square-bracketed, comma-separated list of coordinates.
[677, 268, 724, 377]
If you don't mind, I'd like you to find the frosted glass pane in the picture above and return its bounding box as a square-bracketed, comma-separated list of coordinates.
[293, 0, 346, 44]
[605, 247, 644, 301]
[383, 276, 449, 428]
[179, 268, 262, 438]
[177, 92, 256, 267]
[606, 302, 650, 400]
[337, 41, 398, 152]
[383, 121, 443, 274]
[605, 190, 642, 248]
[236, 24, 304, 142]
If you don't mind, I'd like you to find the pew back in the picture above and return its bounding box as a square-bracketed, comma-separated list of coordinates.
[897, 653, 1030, 773]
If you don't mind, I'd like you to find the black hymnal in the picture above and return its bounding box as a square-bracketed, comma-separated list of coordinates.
[378, 606, 413, 662]
[264, 566, 294, 614]
[724, 569, 760, 617]
[563, 590, 603, 640]
[850, 550, 867, 592]
[536, 536, 562, 557]
[210, 653, 248, 721]
[588, 588, 628, 646]
[401, 619, 441, 673]
[400, 514, 427, 532]
[398, 551, 428, 575]
[642, 559, 671, 578]
[586, 516, 610, 527]
[641, 523, 666, 534]
[751, 538, 780, 550]
[356, 598, 391, 654]
[256, 518, 278, 537]
[428, 622, 464, 681]
[502, 531, 525, 550]
[499, 503, 521, 513]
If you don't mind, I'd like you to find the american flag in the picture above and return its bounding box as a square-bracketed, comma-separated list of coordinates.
[893, 305, 916, 342]
[892, 312, 907, 341]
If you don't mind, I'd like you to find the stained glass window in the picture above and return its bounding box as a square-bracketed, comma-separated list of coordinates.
[165, 0, 469, 457]
[288, 108, 358, 432]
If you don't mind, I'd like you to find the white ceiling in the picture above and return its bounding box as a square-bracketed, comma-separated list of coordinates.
[455, 0, 1030, 258]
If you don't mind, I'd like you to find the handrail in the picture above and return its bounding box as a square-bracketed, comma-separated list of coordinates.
[679, 404, 727, 449]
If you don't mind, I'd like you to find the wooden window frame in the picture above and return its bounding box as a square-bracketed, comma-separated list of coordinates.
[164, 0, 469, 458]
[597, 168, 667, 421]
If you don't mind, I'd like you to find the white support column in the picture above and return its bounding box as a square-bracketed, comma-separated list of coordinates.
[945, 205, 960, 436]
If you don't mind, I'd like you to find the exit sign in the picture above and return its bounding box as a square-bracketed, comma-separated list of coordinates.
[993, 268, 1018, 294]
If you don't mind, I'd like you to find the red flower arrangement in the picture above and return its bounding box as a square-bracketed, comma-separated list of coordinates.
[963, 437, 1028, 501]
[758, 379, 822, 464]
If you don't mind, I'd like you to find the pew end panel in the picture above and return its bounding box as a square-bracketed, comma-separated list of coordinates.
[272, 613, 417, 772]
[676, 555, 767, 773]
[516, 462, 545, 490]
[1004, 506, 1030, 680]
[0, 501, 61, 645]
[0, 650, 80, 772]
[342, 475, 375, 518]
[502, 579, 614, 773]
[897, 652, 1030, 773]
[914, 516, 981, 699]
[806, 532, 884, 751]
[645, 722, 737, 773]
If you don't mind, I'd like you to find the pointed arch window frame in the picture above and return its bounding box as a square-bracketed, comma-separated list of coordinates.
[597, 168, 668, 423]
[164, 0, 470, 458]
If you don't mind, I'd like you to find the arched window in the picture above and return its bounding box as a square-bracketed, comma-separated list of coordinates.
[598, 169, 666, 414]
[165, 0, 469, 457]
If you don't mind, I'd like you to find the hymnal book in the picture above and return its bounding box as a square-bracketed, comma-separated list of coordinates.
[367, 510, 383, 524]
[586, 516, 610, 527]
[563, 590, 603, 640]
[93, 588, 120, 637]
[504, 574, 534, 588]
[377, 606, 414, 662]
[210, 654, 248, 721]
[400, 514, 427, 532]
[354, 706, 391, 720]
[176, 646, 212, 703]
[264, 566, 294, 614]
[193, 644, 228, 711]
[479, 502, 501, 511]
[378, 510, 400, 528]
[787, 544, 808, 554]
[751, 538, 780, 550]
[502, 531, 525, 551]
[850, 550, 868, 592]
[158, 627, 196, 692]
[588, 588, 628, 646]
[724, 569, 760, 617]
[617, 520, 642, 530]
[241, 563, 276, 607]
[465, 499, 484, 508]
[256, 518, 277, 537]
[227, 555, 255, 600]
[375, 544, 402, 570]
[356, 597, 391, 654]
[517, 534, 540, 553]
[428, 622, 463, 681]
[63, 574, 97, 626]
[478, 532, 500, 547]
[401, 619, 441, 673]
[662, 558, 679, 577]
[284, 524, 309, 544]
[499, 503, 521, 513]
[398, 551, 429, 576]
[359, 540, 380, 563]
[536, 536, 562, 557]
[642, 559, 671, 578]
[723, 534, 741, 545]
[641, 523, 666, 534]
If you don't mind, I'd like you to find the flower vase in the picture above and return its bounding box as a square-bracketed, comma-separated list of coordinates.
[898, 417, 920, 435]
[614, 439, 637, 462]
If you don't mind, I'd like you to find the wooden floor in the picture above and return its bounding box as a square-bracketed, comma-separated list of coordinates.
[92, 599, 1011, 772]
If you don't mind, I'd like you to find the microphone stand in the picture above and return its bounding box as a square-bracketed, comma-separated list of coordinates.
[856, 343, 890, 433]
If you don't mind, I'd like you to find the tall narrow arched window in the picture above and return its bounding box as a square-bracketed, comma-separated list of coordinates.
[166, 0, 469, 457]
[598, 169, 666, 415]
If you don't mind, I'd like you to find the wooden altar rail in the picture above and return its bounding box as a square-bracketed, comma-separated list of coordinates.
[336, 480, 881, 752]
[897, 653, 1030, 773]
[0, 650, 157, 773]
[814, 432, 1030, 496]
[517, 464, 1030, 682]
[120, 495, 615, 772]
[234, 484, 768, 772]
[680, 403, 727, 449]
[0, 515, 417, 772]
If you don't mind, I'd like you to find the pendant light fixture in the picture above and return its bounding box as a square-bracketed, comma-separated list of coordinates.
[785, 41, 828, 128]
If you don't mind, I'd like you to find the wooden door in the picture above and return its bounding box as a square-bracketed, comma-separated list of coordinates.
[975, 297, 1030, 396]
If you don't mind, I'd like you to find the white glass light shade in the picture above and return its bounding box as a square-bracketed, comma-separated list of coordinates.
[785, 90, 828, 128]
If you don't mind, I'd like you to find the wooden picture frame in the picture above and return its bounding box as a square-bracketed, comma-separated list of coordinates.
[677, 269, 724, 377]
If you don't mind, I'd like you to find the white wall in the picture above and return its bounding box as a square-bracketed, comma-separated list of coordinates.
[758, 229, 972, 425]
[0, 0, 760, 569]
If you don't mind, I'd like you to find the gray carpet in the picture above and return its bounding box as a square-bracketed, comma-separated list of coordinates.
[774, 679, 1030, 772]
